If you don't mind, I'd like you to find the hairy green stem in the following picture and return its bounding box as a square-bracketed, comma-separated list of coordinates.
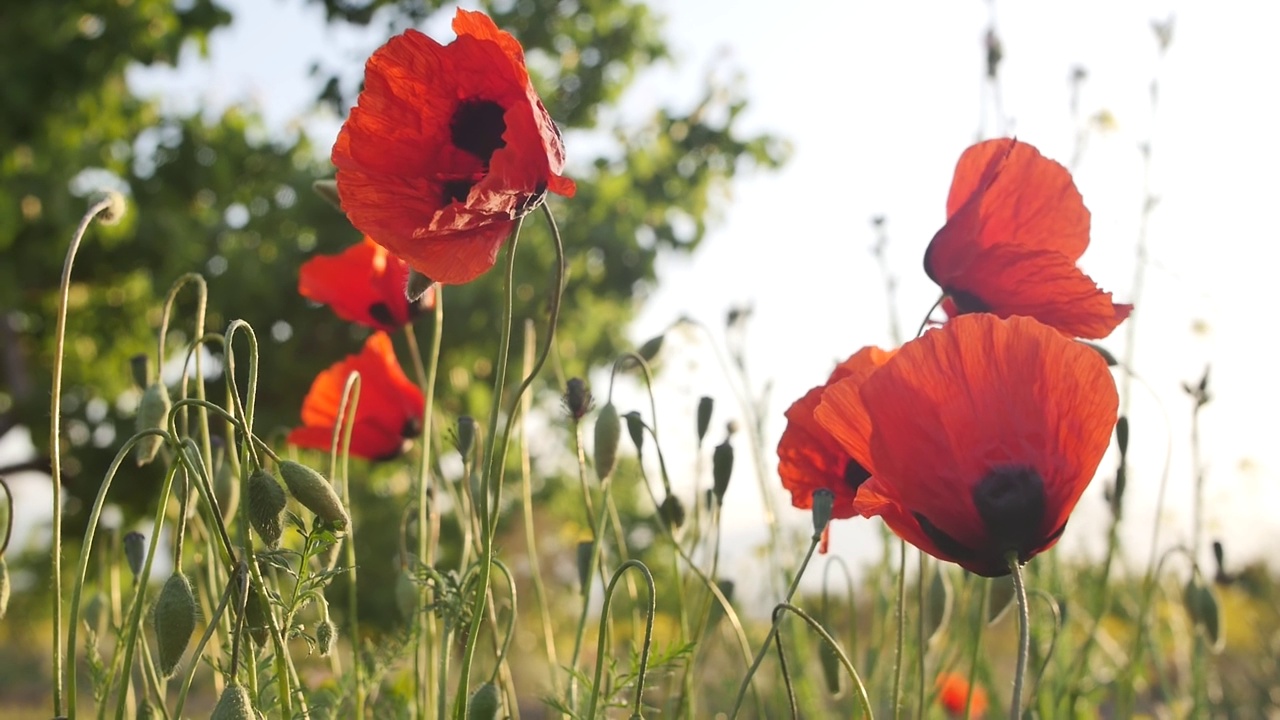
[1009, 555, 1029, 719]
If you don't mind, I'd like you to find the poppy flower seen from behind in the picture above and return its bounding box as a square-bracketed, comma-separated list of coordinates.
[299, 237, 433, 331]
[288, 332, 425, 461]
[816, 314, 1118, 576]
[924, 138, 1132, 339]
[332, 9, 576, 285]
[936, 672, 988, 718]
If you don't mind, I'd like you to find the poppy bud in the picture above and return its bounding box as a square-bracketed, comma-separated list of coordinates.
[244, 591, 270, 648]
[696, 396, 714, 444]
[455, 416, 477, 459]
[636, 334, 664, 364]
[92, 189, 127, 226]
[811, 489, 834, 537]
[467, 682, 501, 720]
[129, 354, 150, 390]
[576, 540, 593, 592]
[660, 494, 686, 530]
[136, 701, 158, 720]
[0, 557, 9, 620]
[712, 439, 734, 503]
[396, 567, 418, 622]
[562, 378, 592, 421]
[1110, 465, 1127, 520]
[210, 683, 256, 720]
[1115, 416, 1129, 458]
[623, 411, 645, 454]
[153, 573, 197, 677]
[134, 382, 171, 466]
[280, 461, 350, 531]
[316, 618, 336, 656]
[83, 591, 108, 631]
[123, 531, 147, 580]
[1183, 575, 1223, 651]
[248, 470, 287, 548]
[406, 268, 435, 303]
[1213, 540, 1226, 574]
[311, 179, 342, 210]
[593, 403, 621, 481]
[819, 631, 842, 696]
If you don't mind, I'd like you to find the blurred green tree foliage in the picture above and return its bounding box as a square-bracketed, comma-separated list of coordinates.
[0, 0, 786, 542]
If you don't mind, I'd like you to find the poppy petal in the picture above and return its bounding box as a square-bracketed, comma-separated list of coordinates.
[299, 237, 419, 330]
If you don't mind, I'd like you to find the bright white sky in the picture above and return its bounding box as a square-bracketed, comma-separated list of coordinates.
[11, 0, 1278, 593]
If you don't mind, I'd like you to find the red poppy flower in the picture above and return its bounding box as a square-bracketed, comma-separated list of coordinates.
[924, 138, 1132, 339]
[288, 332, 425, 461]
[936, 672, 988, 718]
[299, 236, 434, 331]
[815, 314, 1118, 576]
[332, 9, 576, 285]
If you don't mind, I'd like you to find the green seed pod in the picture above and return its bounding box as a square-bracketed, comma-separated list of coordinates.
[712, 439, 734, 503]
[987, 574, 1016, 625]
[811, 489, 834, 537]
[396, 568, 418, 622]
[623, 411, 645, 454]
[467, 682, 501, 720]
[1184, 576, 1224, 651]
[244, 591, 269, 648]
[214, 456, 241, 523]
[153, 573, 197, 677]
[660, 494, 686, 530]
[316, 618, 336, 656]
[247, 470, 286, 549]
[134, 382, 171, 466]
[455, 416, 476, 459]
[280, 461, 349, 530]
[0, 557, 9, 620]
[576, 540, 594, 592]
[210, 683, 257, 720]
[696, 396, 714, 444]
[123, 531, 147, 580]
[593, 403, 621, 482]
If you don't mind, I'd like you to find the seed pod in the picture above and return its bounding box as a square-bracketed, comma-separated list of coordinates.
[280, 461, 349, 530]
[153, 573, 197, 677]
[247, 470, 286, 548]
[316, 618, 336, 656]
[593, 403, 621, 481]
[210, 683, 257, 720]
[455, 416, 477, 459]
[811, 489, 834, 537]
[134, 382, 171, 466]
[623, 411, 645, 454]
[696, 396, 714, 444]
[244, 591, 270, 648]
[712, 439, 734, 503]
[123, 531, 147, 580]
[467, 682, 501, 720]
[0, 557, 9, 620]
[660, 494, 686, 530]
[563, 378, 592, 421]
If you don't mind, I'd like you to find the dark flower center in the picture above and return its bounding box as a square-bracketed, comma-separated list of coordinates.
[451, 99, 507, 163]
[843, 459, 871, 493]
[971, 465, 1046, 556]
[402, 416, 423, 439]
[441, 179, 475, 205]
[367, 302, 396, 329]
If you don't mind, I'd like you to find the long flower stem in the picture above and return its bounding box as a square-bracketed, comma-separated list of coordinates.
[891, 539, 907, 720]
[50, 194, 119, 714]
[1008, 554, 1029, 720]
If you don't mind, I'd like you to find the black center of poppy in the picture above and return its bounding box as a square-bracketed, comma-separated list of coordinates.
[402, 416, 423, 440]
[948, 290, 991, 315]
[367, 302, 395, 329]
[451, 99, 507, 163]
[971, 465, 1046, 558]
[843, 459, 871, 493]
[441, 179, 475, 206]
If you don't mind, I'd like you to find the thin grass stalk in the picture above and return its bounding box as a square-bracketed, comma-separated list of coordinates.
[584, 560, 657, 720]
[774, 602, 875, 718]
[891, 539, 907, 720]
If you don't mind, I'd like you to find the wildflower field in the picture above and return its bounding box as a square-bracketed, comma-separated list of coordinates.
[2, 1, 1275, 718]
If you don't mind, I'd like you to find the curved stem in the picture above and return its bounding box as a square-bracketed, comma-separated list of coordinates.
[585, 560, 657, 720]
[50, 194, 119, 714]
[772, 602, 874, 719]
[0, 476, 12, 556]
[1008, 554, 1030, 720]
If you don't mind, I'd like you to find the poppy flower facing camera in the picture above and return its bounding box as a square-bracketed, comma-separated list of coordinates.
[299, 237, 433, 331]
[288, 332, 425, 461]
[814, 314, 1118, 576]
[332, 9, 576, 285]
[924, 138, 1132, 339]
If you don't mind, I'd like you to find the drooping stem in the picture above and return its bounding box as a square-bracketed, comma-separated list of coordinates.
[1008, 554, 1030, 720]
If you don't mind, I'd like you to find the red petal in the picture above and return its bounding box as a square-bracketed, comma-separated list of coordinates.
[299, 237, 414, 331]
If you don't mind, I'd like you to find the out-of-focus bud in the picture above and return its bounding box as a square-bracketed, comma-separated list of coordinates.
[985, 27, 1003, 78]
[467, 682, 501, 720]
[92, 190, 127, 226]
[135, 382, 171, 466]
[245, 591, 270, 647]
[712, 439, 734, 504]
[129, 354, 150, 390]
[248, 470, 287, 549]
[660, 494, 686, 530]
[1183, 574, 1223, 651]
[576, 540, 593, 592]
[819, 627, 842, 696]
[1116, 416, 1129, 458]
[153, 573, 197, 677]
[455, 416, 476, 459]
[811, 489, 834, 538]
[280, 461, 350, 531]
[636, 335, 664, 364]
[123, 531, 147, 580]
[396, 567, 418, 622]
[623, 411, 645, 454]
[210, 683, 256, 720]
[696, 396, 714, 445]
[593, 403, 621, 481]
[563, 378, 592, 422]
[316, 618, 336, 656]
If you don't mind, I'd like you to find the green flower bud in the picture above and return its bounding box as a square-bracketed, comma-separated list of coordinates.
[244, 591, 269, 648]
[248, 470, 286, 549]
[1184, 575, 1224, 651]
[623, 411, 645, 453]
[819, 631, 842, 697]
[134, 382, 171, 466]
[136, 701, 159, 720]
[660, 494, 686, 530]
[1116, 416, 1129, 457]
[279, 461, 349, 530]
[811, 489, 834, 537]
[210, 683, 257, 720]
[455, 416, 476, 459]
[696, 396, 714, 444]
[562, 378, 593, 421]
[316, 618, 336, 656]
[153, 573, 197, 677]
[406, 268, 435, 302]
[712, 439, 734, 503]
[467, 682, 501, 720]
[636, 334, 664, 364]
[593, 403, 621, 482]
[123, 531, 147, 580]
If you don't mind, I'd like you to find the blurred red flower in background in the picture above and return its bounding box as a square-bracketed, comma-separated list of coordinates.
[299, 236, 433, 331]
[288, 332, 424, 461]
[924, 138, 1131, 339]
[332, 9, 576, 285]
[815, 314, 1118, 576]
[936, 672, 988, 718]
